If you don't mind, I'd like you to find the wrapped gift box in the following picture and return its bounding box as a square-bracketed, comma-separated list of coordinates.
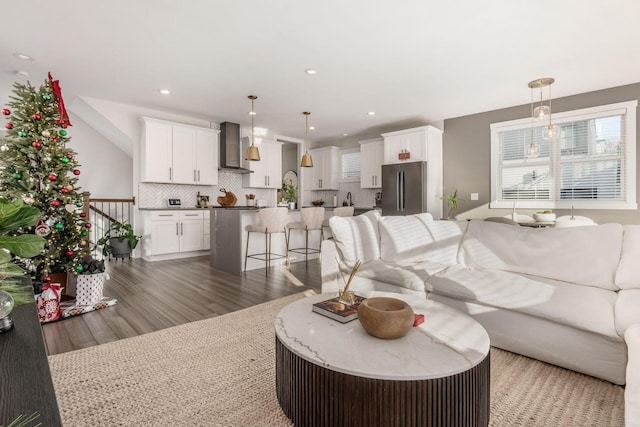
[75, 273, 106, 305]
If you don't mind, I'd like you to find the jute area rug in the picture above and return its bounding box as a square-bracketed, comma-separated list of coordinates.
[49, 291, 624, 426]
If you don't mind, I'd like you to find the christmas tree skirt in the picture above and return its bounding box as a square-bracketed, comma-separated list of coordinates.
[40, 297, 118, 324]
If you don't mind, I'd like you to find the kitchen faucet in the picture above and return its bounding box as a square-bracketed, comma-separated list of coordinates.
[346, 192, 353, 206]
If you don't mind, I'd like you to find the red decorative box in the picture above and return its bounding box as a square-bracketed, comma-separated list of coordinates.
[413, 313, 425, 327]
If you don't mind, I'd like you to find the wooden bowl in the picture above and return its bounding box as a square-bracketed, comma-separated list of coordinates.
[357, 297, 414, 339]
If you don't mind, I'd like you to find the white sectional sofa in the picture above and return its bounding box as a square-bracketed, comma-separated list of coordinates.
[321, 211, 640, 392]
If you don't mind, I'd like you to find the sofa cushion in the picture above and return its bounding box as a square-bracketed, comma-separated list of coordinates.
[461, 220, 623, 291]
[330, 210, 380, 267]
[615, 225, 640, 290]
[351, 259, 448, 292]
[615, 289, 640, 336]
[378, 215, 467, 265]
[426, 265, 620, 340]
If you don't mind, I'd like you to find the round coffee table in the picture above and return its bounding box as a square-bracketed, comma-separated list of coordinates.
[275, 292, 491, 427]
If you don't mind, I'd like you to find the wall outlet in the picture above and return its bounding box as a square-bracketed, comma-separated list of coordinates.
[470, 193, 479, 201]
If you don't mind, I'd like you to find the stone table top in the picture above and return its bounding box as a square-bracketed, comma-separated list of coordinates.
[275, 291, 490, 381]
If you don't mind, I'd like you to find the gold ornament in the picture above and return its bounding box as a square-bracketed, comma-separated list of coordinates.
[23, 197, 35, 205]
[79, 240, 88, 248]
[42, 130, 51, 138]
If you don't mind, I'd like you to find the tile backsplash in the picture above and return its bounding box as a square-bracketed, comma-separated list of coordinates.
[303, 181, 378, 208]
[138, 171, 275, 208]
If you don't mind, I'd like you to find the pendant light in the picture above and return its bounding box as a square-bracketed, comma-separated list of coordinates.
[526, 77, 556, 158]
[245, 95, 260, 161]
[300, 111, 313, 167]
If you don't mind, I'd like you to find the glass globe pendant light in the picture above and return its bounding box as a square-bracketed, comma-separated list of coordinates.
[300, 111, 313, 167]
[245, 95, 260, 161]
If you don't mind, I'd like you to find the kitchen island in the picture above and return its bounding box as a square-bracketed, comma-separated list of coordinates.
[210, 207, 327, 275]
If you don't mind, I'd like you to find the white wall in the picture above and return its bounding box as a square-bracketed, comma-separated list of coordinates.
[67, 112, 132, 198]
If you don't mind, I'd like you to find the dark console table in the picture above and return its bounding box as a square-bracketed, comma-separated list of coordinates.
[0, 291, 62, 426]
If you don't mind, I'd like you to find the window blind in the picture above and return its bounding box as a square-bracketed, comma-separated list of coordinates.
[341, 151, 360, 179]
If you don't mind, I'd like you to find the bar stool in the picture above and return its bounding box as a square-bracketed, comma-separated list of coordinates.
[322, 206, 354, 239]
[244, 207, 289, 273]
[286, 207, 325, 264]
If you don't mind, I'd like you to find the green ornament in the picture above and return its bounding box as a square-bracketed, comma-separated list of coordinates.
[42, 94, 52, 101]
[75, 264, 84, 273]
[61, 157, 70, 164]
[18, 131, 27, 137]
[81, 231, 88, 237]
[12, 173, 21, 180]
[59, 129, 67, 136]
[75, 201, 83, 207]
[55, 223, 64, 231]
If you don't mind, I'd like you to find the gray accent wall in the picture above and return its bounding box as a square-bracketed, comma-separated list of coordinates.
[443, 82, 640, 225]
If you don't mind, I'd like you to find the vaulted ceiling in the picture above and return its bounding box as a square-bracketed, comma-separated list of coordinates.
[2, 1, 639, 143]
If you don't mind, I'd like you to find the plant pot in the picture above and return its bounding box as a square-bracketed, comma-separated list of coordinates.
[109, 238, 132, 259]
[288, 202, 296, 210]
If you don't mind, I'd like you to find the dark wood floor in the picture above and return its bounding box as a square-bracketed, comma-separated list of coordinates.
[41, 257, 322, 355]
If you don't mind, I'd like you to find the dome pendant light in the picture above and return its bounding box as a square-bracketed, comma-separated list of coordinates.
[300, 111, 313, 167]
[245, 95, 260, 161]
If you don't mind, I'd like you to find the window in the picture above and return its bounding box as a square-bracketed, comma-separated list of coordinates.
[340, 148, 360, 182]
[490, 101, 637, 210]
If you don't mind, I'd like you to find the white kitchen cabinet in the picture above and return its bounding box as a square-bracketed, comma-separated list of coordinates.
[359, 138, 384, 188]
[242, 138, 282, 189]
[382, 125, 443, 165]
[141, 117, 219, 185]
[303, 146, 339, 190]
[144, 210, 207, 260]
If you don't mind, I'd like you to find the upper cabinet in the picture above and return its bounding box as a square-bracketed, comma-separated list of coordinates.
[381, 125, 443, 165]
[359, 138, 384, 188]
[141, 117, 219, 185]
[303, 146, 339, 190]
[242, 138, 283, 189]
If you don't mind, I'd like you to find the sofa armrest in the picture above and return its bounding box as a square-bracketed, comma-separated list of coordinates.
[321, 239, 341, 294]
[626, 324, 640, 427]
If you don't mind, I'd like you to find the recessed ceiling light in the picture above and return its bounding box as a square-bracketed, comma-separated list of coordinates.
[367, 111, 376, 116]
[305, 69, 318, 75]
[15, 70, 29, 78]
[343, 133, 349, 136]
[309, 126, 315, 130]
[159, 89, 170, 95]
[13, 53, 33, 61]
[249, 111, 256, 116]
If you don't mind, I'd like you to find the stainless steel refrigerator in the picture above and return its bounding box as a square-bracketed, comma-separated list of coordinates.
[382, 162, 430, 216]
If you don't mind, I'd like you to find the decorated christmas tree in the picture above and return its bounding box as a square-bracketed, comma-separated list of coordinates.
[0, 73, 90, 284]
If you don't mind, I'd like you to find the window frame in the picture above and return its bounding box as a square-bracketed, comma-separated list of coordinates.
[490, 100, 637, 210]
[339, 147, 361, 183]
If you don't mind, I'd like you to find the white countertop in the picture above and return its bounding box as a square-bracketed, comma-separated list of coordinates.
[275, 292, 490, 381]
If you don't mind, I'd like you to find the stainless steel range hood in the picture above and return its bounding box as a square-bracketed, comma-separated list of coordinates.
[219, 122, 253, 173]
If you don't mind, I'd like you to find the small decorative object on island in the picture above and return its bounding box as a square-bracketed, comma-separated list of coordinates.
[217, 188, 237, 207]
[245, 193, 255, 207]
[0, 289, 15, 332]
[284, 179, 297, 210]
[97, 221, 141, 260]
[358, 297, 415, 339]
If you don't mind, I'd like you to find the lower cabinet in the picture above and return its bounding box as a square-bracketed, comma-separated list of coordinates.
[144, 210, 209, 260]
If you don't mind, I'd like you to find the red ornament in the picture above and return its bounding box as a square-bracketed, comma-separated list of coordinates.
[60, 188, 69, 194]
[85, 222, 92, 229]
[51, 200, 61, 208]
[79, 212, 87, 218]
[65, 250, 74, 257]
[32, 113, 41, 120]
[48, 173, 57, 181]
[66, 153, 73, 159]
[32, 141, 42, 149]
[51, 138, 58, 143]
[1, 108, 10, 115]
[5, 123, 13, 129]
[73, 169, 80, 176]
[43, 276, 52, 283]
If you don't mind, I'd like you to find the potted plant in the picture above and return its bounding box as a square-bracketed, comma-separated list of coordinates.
[284, 180, 297, 210]
[97, 221, 141, 260]
[441, 189, 465, 220]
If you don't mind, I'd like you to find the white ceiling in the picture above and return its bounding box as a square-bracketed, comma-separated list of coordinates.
[2, 0, 640, 144]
